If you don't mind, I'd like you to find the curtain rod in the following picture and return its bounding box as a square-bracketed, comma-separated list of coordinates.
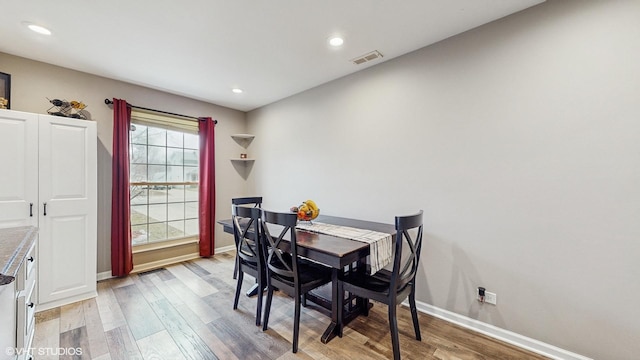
[104, 99, 217, 124]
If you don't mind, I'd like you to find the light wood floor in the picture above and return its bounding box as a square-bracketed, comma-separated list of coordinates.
[33, 252, 549, 360]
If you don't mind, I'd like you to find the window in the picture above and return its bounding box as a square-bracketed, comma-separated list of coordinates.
[129, 123, 199, 245]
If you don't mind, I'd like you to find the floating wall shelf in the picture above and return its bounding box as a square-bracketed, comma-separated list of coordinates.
[230, 134, 255, 179]
[231, 134, 255, 148]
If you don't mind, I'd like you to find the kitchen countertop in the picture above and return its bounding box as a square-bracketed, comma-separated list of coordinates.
[0, 226, 38, 286]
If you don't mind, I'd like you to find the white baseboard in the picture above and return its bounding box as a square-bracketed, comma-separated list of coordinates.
[97, 271, 114, 281]
[215, 244, 236, 253]
[37, 291, 98, 312]
[410, 300, 592, 360]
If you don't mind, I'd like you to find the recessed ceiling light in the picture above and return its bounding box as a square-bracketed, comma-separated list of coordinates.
[26, 23, 52, 35]
[232, 88, 243, 94]
[328, 36, 344, 47]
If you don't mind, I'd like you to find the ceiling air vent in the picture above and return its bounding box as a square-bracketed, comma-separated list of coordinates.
[351, 50, 383, 65]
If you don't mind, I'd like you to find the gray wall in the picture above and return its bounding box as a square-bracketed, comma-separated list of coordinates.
[0, 52, 248, 273]
[246, 1, 640, 359]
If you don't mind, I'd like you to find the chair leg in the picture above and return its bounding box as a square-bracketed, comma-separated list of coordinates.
[233, 255, 238, 280]
[233, 271, 244, 310]
[255, 284, 263, 327]
[409, 291, 421, 341]
[388, 304, 401, 360]
[256, 275, 267, 326]
[262, 286, 274, 331]
[293, 293, 301, 353]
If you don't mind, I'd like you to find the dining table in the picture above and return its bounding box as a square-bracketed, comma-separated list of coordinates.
[217, 214, 396, 344]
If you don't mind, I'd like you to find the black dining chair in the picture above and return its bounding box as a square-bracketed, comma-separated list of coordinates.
[231, 205, 266, 326]
[338, 210, 424, 360]
[231, 196, 263, 280]
[259, 209, 332, 353]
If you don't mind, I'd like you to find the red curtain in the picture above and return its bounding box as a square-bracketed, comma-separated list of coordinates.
[198, 117, 216, 257]
[111, 98, 134, 276]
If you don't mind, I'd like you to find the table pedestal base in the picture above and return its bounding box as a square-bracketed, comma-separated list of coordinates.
[246, 283, 259, 297]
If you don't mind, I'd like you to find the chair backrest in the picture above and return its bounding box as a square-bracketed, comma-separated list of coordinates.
[391, 210, 424, 292]
[259, 209, 299, 283]
[231, 205, 262, 265]
[231, 196, 263, 207]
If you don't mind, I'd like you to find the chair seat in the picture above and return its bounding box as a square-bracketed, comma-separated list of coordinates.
[238, 256, 259, 267]
[342, 269, 393, 295]
[270, 255, 332, 289]
[238, 250, 260, 272]
[238, 242, 261, 270]
[238, 260, 259, 279]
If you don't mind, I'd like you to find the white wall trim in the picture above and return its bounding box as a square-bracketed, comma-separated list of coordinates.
[215, 244, 236, 253]
[96, 244, 236, 282]
[97, 271, 114, 281]
[37, 291, 98, 312]
[131, 253, 200, 274]
[410, 300, 592, 360]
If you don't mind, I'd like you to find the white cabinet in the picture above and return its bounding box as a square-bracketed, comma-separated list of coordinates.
[0, 285, 17, 360]
[0, 111, 37, 229]
[0, 226, 38, 360]
[0, 109, 97, 311]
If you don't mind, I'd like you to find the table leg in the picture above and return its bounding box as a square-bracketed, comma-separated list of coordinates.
[321, 268, 340, 344]
[356, 257, 370, 315]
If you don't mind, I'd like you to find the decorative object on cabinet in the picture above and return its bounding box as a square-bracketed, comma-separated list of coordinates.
[46, 97, 89, 119]
[0, 72, 10, 109]
[0, 108, 97, 312]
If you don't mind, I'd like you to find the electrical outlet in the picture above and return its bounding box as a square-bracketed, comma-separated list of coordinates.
[484, 291, 497, 305]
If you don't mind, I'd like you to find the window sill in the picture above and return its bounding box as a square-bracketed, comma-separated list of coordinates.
[132, 236, 199, 254]
[131, 237, 200, 274]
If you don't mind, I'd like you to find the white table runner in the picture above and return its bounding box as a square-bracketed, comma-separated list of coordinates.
[295, 222, 392, 274]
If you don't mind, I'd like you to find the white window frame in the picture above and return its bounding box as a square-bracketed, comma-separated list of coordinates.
[129, 112, 200, 247]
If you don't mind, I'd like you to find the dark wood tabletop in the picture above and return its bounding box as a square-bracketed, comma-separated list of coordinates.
[217, 214, 395, 269]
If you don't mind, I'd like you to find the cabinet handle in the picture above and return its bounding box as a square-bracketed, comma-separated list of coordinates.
[28, 302, 34, 308]
[43, 202, 47, 216]
[30, 203, 33, 217]
[28, 256, 34, 262]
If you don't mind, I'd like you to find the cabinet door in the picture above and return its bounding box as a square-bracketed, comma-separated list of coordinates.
[0, 285, 17, 360]
[0, 109, 38, 228]
[38, 115, 97, 304]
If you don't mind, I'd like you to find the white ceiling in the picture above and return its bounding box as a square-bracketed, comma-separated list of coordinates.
[1, 0, 544, 112]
